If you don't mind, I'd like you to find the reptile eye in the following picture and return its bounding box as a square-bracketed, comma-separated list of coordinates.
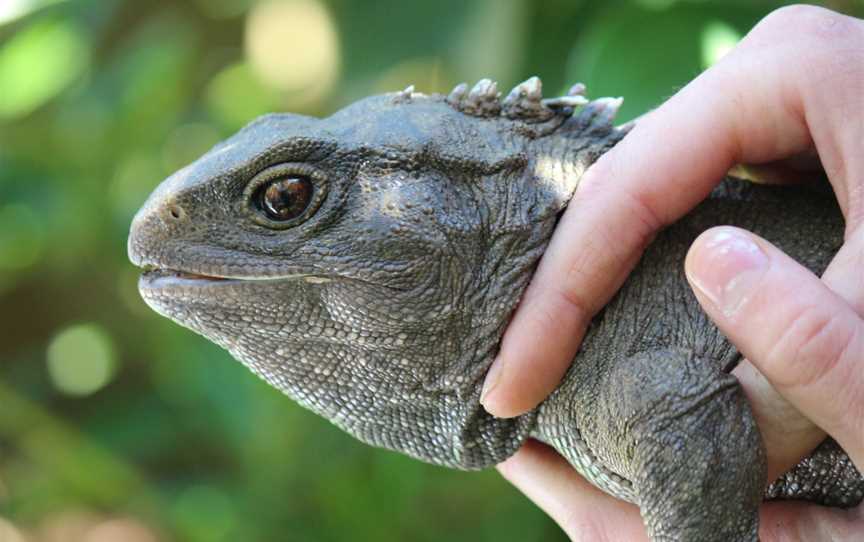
[243, 164, 328, 229]
[256, 177, 313, 221]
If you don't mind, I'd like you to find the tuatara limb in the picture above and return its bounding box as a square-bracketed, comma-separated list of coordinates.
[128, 77, 863, 541]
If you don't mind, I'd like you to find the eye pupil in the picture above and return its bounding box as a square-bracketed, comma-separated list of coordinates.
[258, 177, 313, 221]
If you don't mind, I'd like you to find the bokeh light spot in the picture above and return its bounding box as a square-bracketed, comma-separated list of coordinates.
[0, 0, 68, 26]
[244, 0, 339, 99]
[0, 203, 44, 271]
[46, 324, 117, 396]
[701, 21, 741, 68]
[205, 62, 282, 129]
[0, 0, 33, 25]
[0, 18, 88, 118]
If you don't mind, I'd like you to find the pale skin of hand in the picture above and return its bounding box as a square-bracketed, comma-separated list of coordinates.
[479, 5, 864, 540]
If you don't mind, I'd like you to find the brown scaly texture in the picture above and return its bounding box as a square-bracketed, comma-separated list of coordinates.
[128, 77, 863, 541]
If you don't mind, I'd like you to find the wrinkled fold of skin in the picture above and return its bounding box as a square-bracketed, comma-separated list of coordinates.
[128, 78, 863, 542]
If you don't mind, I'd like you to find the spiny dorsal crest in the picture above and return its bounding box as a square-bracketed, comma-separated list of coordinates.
[393, 84, 416, 103]
[390, 77, 626, 139]
[446, 76, 592, 122]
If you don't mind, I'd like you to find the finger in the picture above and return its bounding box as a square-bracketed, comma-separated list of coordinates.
[685, 226, 864, 468]
[483, 5, 864, 417]
[500, 443, 864, 542]
[732, 360, 825, 482]
[497, 440, 647, 542]
[738, 227, 864, 481]
[823, 226, 864, 316]
[760, 501, 864, 542]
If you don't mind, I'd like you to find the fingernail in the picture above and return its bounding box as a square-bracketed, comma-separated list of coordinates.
[687, 227, 769, 316]
[480, 357, 504, 407]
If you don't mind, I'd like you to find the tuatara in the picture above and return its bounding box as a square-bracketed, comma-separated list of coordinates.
[128, 78, 863, 541]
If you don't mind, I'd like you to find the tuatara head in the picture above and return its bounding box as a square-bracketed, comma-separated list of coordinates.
[128, 78, 627, 468]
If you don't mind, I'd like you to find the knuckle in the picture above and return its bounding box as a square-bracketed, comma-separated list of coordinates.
[590, 149, 668, 232]
[560, 224, 640, 318]
[754, 5, 839, 39]
[765, 305, 857, 389]
[813, 40, 864, 97]
[529, 293, 574, 339]
[562, 194, 658, 303]
[822, 45, 864, 101]
[555, 282, 592, 325]
[623, 189, 666, 235]
[751, 5, 864, 51]
[560, 233, 614, 314]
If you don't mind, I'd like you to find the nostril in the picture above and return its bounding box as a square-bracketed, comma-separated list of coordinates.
[166, 205, 185, 221]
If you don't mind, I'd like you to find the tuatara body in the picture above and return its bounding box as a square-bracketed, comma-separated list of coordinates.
[128, 78, 863, 541]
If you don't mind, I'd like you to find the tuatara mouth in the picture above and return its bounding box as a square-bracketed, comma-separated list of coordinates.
[138, 268, 234, 292]
[137, 266, 334, 290]
[141, 267, 228, 282]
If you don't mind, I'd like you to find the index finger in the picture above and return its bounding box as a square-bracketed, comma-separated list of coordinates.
[481, 5, 864, 417]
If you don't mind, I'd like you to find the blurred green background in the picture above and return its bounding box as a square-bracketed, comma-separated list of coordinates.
[1, 0, 862, 540]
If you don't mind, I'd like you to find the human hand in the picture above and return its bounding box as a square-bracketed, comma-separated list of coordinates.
[497, 224, 864, 540]
[483, 4, 864, 539]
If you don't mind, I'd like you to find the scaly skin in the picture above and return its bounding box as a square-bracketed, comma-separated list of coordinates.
[128, 78, 863, 541]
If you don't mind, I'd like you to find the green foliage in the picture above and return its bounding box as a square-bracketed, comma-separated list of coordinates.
[0, 0, 860, 540]
[0, 17, 88, 118]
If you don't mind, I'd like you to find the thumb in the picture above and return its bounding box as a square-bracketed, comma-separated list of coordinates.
[685, 226, 864, 469]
